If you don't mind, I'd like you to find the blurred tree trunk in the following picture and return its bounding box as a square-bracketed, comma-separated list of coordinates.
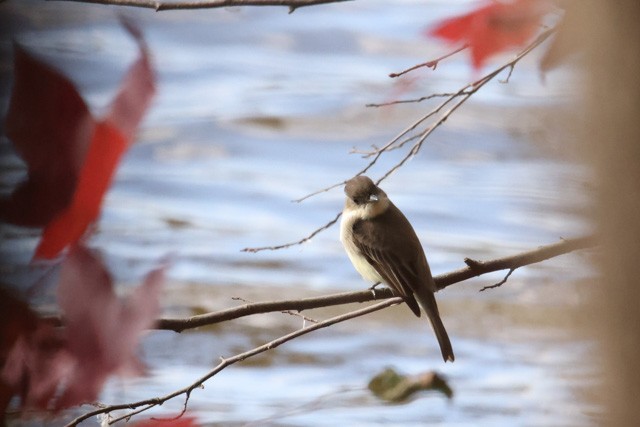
[583, 1, 640, 423]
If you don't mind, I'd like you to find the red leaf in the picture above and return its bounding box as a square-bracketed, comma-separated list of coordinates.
[0, 289, 40, 417]
[428, 0, 551, 69]
[34, 122, 127, 259]
[0, 289, 72, 412]
[0, 288, 39, 352]
[2, 321, 72, 410]
[0, 45, 94, 226]
[1, 21, 156, 259]
[106, 19, 156, 141]
[0, 248, 163, 412]
[54, 245, 163, 408]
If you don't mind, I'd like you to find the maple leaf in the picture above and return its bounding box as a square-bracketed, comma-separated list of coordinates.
[54, 245, 163, 408]
[0, 45, 93, 227]
[0, 245, 164, 413]
[428, 0, 552, 69]
[1, 288, 72, 416]
[1, 320, 72, 410]
[0, 19, 156, 260]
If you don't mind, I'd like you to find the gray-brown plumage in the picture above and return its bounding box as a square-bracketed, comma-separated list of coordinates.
[340, 176, 454, 362]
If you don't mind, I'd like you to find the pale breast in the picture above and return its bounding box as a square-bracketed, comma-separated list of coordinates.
[340, 208, 384, 284]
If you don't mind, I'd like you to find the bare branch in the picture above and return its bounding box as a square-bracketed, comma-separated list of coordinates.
[241, 211, 341, 252]
[243, 27, 558, 253]
[156, 235, 597, 332]
[106, 403, 156, 424]
[479, 268, 515, 291]
[64, 235, 596, 425]
[365, 91, 472, 108]
[232, 296, 319, 323]
[43, 235, 596, 333]
[64, 298, 402, 426]
[389, 44, 468, 78]
[48, 0, 351, 13]
[292, 181, 345, 203]
[447, 235, 595, 289]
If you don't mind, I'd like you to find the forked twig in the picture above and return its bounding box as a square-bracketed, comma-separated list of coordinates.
[389, 44, 469, 77]
[242, 26, 557, 253]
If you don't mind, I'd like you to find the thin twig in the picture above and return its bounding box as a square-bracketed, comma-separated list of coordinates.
[43, 236, 596, 332]
[241, 211, 341, 252]
[233, 295, 319, 323]
[151, 235, 596, 331]
[64, 298, 402, 426]
[106, 404, 155, 424]
[365, 91, 472, 108]
[287, 84, 468, 210]
[292, 181, 345, 203]
[499, 64, 516, 84]
[64, 235, 596, 425]
[48, 0, 351, 13]
[244, 28, 558, 254]
[479, 268, 515, 291]
[389, 44, 469, 77]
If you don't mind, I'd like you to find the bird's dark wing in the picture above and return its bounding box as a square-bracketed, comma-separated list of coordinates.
[351, 202, 455, 362]
[351, 205, 428, 317]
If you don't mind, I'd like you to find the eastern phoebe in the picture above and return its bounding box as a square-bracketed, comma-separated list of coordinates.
[340, 176, 454, 362]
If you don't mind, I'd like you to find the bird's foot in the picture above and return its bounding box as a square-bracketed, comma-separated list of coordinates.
[369, 282, 382, 298]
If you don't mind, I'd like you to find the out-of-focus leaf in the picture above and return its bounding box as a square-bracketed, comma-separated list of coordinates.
[368, 367, 453, 402]
[34, 122, 127, 259]
[1, 20, 156, 260]
[55, 245, 163, 408]
[428, 0, 552, 70]
[0, 245, 163, 413]
[0, 45, 93, 227]
[1, 288, 40, 422]
[0, 288, 71, 414]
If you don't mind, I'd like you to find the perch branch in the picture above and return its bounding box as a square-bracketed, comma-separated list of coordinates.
[65, 235, 595, 425]
[479, 268, 515, 291]
[48, 0, 351, 12]
[45, 236, 596, 331]
[157, 235, 596, 332]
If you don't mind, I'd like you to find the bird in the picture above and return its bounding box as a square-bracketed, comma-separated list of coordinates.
[340, 175, 454, 362]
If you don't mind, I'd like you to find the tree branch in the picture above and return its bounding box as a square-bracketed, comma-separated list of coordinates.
[64, 298, 402, 426]
[64, 235, 596, 425]
[388, 44, 468, 77]
[241, 212, 342, 252]
[158, 235, 597, 332]
[47, 0, 351, 12]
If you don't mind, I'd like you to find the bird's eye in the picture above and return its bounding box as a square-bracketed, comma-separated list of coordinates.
[368, 193, 379, 202]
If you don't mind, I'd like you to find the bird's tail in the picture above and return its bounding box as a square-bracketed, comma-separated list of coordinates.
[416, 288, 455, 363]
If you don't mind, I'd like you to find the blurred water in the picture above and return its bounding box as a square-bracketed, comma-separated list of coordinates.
[0, 1, 598, 426]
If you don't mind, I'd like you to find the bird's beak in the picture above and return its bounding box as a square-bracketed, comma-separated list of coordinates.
[368, 194, 379, 202]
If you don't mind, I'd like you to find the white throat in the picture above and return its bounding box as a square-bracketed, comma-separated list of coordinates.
[339, 197, 389, 284]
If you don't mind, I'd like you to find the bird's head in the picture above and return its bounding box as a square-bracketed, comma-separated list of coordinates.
[344, 176, 389, 218]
